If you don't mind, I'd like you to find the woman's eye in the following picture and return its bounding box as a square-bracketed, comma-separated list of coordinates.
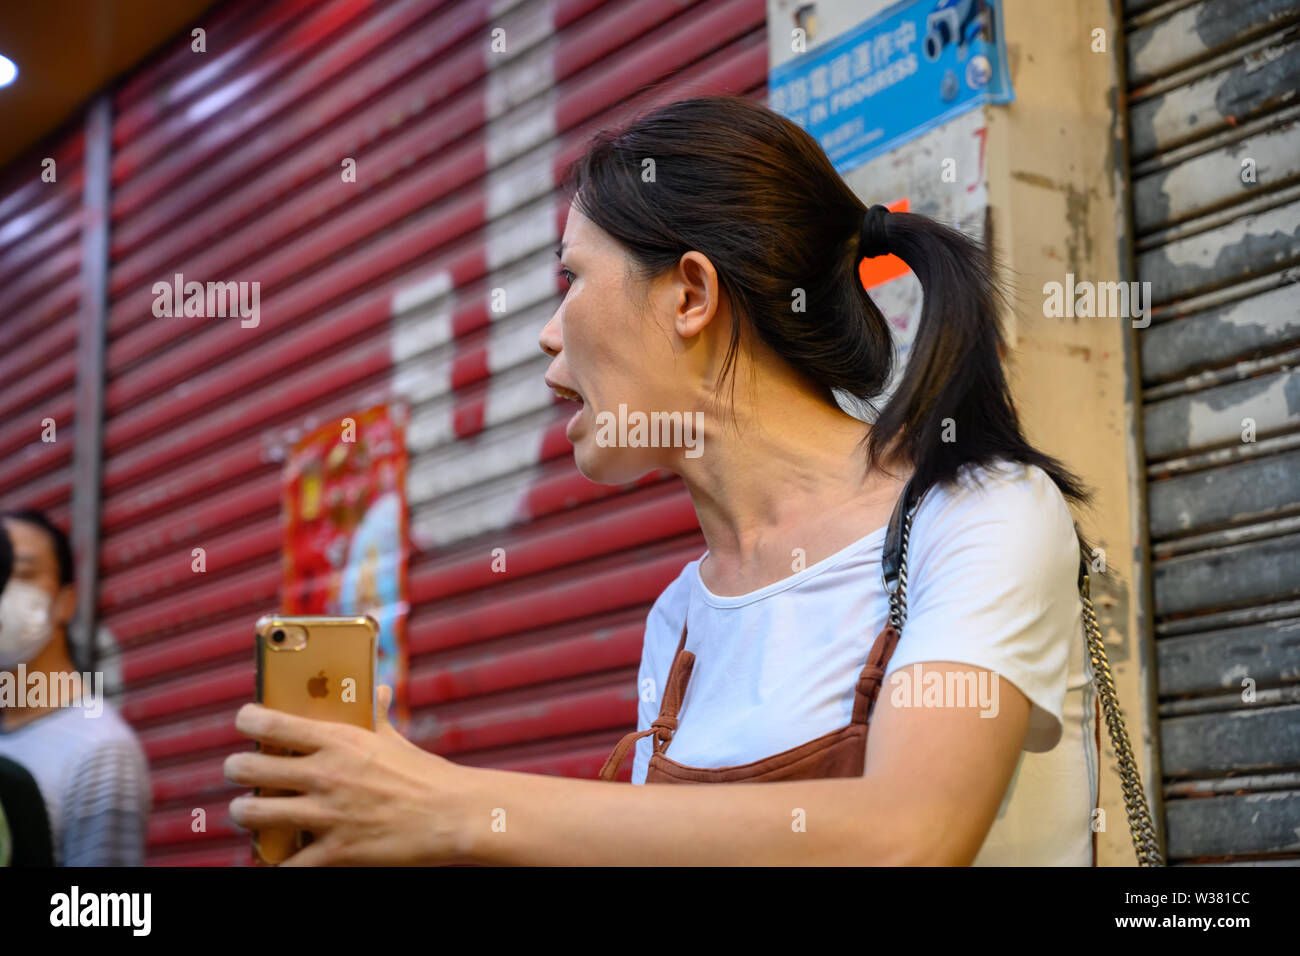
[557, 267, 574, 288]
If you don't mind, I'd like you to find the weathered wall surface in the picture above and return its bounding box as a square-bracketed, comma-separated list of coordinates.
[986, 0, 1160, 865]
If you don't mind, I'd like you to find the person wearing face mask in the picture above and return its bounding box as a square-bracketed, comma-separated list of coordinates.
[0, 524, 56, 866]
[0, 509, 150, 866]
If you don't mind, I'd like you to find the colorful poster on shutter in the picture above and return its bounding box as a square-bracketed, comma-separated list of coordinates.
[281, 403, 410, 728]
[767, 0, 1012, 174]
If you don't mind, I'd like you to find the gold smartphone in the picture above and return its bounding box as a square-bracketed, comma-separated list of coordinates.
[251, 613, 378, 865]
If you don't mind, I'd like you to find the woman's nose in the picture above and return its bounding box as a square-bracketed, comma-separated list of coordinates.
[538, 310, 561, 357]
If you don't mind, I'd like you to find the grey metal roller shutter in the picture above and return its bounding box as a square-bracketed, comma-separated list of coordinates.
[1125, 0, 1300, 864]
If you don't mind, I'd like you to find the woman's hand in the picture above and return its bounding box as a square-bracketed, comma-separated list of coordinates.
[225, 686, 472, 866]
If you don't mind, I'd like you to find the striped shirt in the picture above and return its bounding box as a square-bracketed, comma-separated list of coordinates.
[0, 699, 150, 866]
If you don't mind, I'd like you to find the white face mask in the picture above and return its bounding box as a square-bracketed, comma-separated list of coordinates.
[0, 581, 56, 670]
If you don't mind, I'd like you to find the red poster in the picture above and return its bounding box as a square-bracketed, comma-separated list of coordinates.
[281, 404, 410, 728]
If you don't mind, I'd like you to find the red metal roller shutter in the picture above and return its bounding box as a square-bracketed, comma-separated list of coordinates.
[97, 0, 766, 865]
[0, 122, 85, 535]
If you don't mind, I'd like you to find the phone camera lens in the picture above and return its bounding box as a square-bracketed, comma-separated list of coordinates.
[272, 629, 285, 643]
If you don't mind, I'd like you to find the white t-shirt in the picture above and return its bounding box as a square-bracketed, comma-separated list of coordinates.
[632, 459, 1100, 865]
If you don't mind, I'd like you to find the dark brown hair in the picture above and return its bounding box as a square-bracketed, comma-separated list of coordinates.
[561, 94, 1088, 510]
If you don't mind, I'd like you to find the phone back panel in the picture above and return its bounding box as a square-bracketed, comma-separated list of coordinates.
[252, 614, 376, 865]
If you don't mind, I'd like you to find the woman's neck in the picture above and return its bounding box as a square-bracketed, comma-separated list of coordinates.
[680, 375, 910, 597]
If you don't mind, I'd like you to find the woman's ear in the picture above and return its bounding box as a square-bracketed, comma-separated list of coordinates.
[673, 250, 722, 339]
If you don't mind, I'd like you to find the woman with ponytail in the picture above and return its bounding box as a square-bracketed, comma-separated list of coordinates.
[228, 95, 1100, 866]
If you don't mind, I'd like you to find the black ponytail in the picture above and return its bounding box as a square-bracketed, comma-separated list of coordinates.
[563, 94, 1090, 514]
[862, 210, 1089, 506]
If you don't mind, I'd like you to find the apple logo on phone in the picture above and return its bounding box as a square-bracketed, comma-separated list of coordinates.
[307, 671, 329, 699]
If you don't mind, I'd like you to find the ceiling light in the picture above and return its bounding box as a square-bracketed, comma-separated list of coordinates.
[0, 55, 17, 88]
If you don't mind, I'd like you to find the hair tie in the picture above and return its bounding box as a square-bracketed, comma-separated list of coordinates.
[858, 204, 891, 259]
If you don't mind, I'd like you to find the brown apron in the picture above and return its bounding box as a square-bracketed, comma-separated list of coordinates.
[598, 617, 902, 783]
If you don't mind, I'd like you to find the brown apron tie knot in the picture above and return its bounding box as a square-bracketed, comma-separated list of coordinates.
[851, 624, 902, 724]
[651, 715, 678, 744]
[596, 714, 682, 782]
[596, 621, 693, 782]
[856, 664, 885, 694]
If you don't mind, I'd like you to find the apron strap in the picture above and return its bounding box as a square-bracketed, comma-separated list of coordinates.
[598, 620, 696, 781]
[851, 622, 902, 725]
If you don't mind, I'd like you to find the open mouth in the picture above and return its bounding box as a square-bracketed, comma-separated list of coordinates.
[544, 374, 589, 440]
[549, 384, 584, 404]
[546, 379, 587, 437]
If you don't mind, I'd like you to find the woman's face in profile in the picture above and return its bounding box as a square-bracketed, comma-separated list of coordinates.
[540, 201, 697, 484]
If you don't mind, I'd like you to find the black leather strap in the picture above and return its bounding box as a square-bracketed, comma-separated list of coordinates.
[1075, 523, 1091, 591]
[881, 475, 923, 594]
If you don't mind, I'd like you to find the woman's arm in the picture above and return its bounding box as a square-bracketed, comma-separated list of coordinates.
[460, 663, 1029, 865]
[226, 666, 1029, 865]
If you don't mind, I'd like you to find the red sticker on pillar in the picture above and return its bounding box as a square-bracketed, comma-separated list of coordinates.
[281, 403, 410, 729]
